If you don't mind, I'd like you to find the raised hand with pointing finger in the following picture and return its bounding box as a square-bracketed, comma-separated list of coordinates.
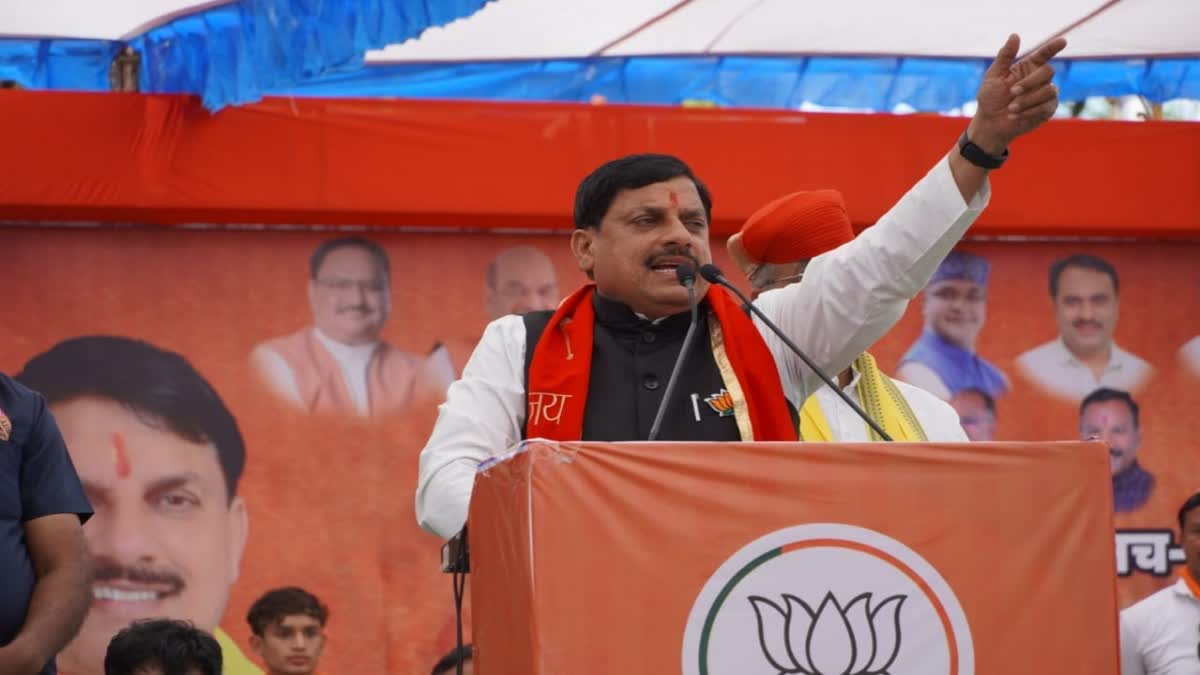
[949, 34, 1068, 200]
[969, 34, 1068, 154]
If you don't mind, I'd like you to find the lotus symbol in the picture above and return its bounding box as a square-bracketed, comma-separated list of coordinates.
[748, 592, 906, 675]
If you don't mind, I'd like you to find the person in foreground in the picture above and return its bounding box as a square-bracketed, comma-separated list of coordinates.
[415, 34, 1067, 539]
[246, 587, 329, 675]
[0, 372, 93, 675]
[103, 619, 220, 675]
[726, 189, 969, 442]
[1118, 491, 1200, 674]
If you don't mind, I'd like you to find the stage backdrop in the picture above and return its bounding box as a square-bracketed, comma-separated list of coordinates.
[1, 225, 1197, 674]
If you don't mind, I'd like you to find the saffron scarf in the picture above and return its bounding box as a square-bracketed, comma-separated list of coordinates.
[799, 352, 928, 442]
[525, 284, 795, 441]
[1183, 566, 1200, 598]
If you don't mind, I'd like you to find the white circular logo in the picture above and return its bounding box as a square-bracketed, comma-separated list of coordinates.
[682, 524, 974, 675]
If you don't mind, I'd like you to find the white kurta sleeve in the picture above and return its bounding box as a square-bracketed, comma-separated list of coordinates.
[753, 156, 990, 404]
[415, 315, 528, 539]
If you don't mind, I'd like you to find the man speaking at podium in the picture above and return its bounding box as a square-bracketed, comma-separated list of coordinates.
[416, 34, 1066, 539]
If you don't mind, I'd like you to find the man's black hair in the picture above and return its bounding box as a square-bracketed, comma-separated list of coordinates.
[18, 335, 245, 500]
[573, 154, 712, 230]
[104, 619, 221, 675]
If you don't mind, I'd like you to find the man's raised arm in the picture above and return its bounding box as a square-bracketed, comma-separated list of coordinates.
[757, 33, 1066, 401]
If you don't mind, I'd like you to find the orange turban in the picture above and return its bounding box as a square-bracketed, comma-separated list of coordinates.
[739, 189, 855, 263]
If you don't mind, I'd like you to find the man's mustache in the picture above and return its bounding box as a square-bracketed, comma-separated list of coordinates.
[1073, 320, 1102, 330]
[645, 247, 699, 268]
[336, 304, 373, 314]
[93, 560, 185, 596]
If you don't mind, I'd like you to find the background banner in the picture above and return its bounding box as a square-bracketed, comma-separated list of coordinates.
[2, 225, 1197, 673]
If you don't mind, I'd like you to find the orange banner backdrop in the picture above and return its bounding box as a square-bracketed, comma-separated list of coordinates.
[470, 440, 1119, 674]
[1, 224, 1198, 674]
[1, 90, 1198, 237]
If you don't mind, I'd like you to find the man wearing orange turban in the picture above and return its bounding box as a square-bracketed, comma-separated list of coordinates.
[728, 190, 969, 442]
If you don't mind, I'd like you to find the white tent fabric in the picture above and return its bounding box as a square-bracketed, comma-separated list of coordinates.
[0, 0, 233, 41]
[368, 0, 1200, 63]
[2, 0, 1196, 113]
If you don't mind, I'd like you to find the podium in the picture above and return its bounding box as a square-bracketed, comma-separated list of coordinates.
[468, 440, 1119, 674]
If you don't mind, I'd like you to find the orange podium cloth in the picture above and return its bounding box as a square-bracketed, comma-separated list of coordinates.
[469, 440, 1118, 674]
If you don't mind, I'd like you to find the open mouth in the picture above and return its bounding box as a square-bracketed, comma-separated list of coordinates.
[647, 254, 694, 277]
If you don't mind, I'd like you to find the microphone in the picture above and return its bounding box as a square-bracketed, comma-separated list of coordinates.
[698, 263, 894, 442]
[648, 262, 701, 442]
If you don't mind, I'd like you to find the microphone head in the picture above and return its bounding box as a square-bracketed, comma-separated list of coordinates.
[698, 263, 724, 283]
[675, 262, 696, 286]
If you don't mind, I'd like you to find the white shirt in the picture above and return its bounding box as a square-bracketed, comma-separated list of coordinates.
[1015, 337, 1153, 401]
[416, 157, 989, 538]
[809, 371, 969, 442]
[257, 329, 379, 416]
[1119, 578, 1200, 675]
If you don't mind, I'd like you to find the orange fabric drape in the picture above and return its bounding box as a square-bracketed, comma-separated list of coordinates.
[1, 90, 1197, 238]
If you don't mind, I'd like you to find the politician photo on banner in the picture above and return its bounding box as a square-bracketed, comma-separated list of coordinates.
[250, 236, 455, 419]
[17, 336, 262, 675]
[1016, 254, 1153, 402]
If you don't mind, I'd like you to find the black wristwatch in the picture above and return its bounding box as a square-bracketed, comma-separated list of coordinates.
[957, 131, 1009, 169]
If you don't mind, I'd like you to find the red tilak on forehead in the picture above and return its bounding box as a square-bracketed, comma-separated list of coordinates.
[112, 432, 132, 479]
[668, 191, 679, 207]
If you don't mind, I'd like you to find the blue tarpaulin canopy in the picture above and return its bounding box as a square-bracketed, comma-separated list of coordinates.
[2, 0, 1197, 112]
[0, 0, 492, 109]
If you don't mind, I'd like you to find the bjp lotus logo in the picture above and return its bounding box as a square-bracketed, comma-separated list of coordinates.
[681, 524, 974, 675]
[748, 592, 905, 675]
[704, 389, 735, 417]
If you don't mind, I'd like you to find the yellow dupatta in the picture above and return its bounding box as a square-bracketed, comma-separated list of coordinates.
[799, 353, 927, 442]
